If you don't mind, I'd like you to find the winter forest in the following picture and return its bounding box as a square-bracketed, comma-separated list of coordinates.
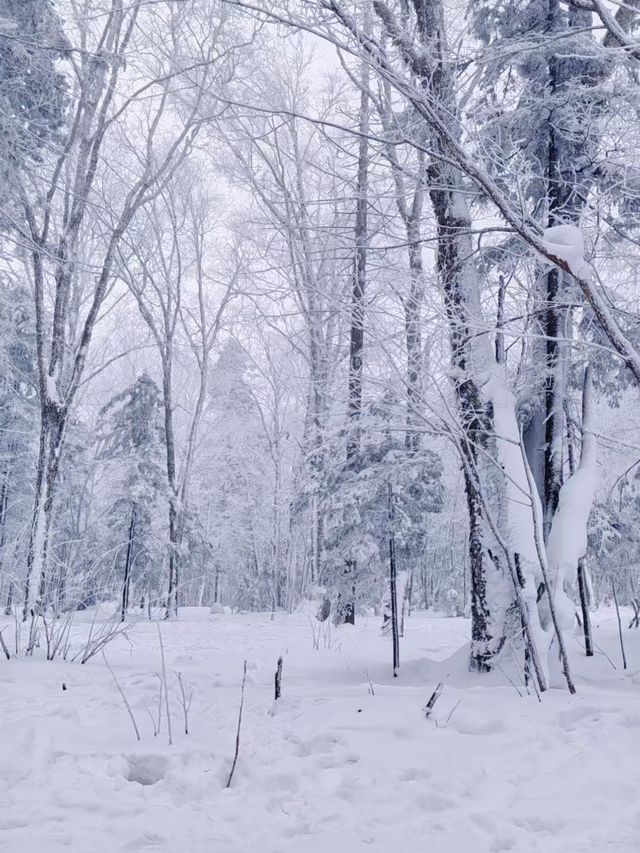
[3, 0, 640, 850]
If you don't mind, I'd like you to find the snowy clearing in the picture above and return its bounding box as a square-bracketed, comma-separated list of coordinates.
[2, 608, 639, 853]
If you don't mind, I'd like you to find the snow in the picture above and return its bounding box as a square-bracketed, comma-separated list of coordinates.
[483, 366, 544, 573]
[547, 368, 598, 634]
[46, 372, 62, 406]
[1, 608, 640, 851]
[482, 366, 549, 674]
[542, 224, 588, 277]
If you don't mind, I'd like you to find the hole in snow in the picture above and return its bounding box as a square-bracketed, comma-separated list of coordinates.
[126, 754, 168, 786]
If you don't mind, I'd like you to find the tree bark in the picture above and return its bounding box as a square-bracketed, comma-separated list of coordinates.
[341, 40, 370, 626]
[162, 354, 180, 619]
[121, 508, 136, 622]
[23, 403, 66, 619]
[388, 484, 400, 676]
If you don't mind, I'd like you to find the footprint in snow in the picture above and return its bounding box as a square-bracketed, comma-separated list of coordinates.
[512, 814, 568, 835]
[283, 821, 312, 838]
[491, 837, 516, 852]
[125, 754, 168, 786]
[264, 772, 300, 793]
[415, 789, 458, 812]
[315, 750, 359, 771]
[398, 767, 431, 783]
[123, 832, 168, 850]
[557, 706, 606, 731]
[292, 734, 346, 757]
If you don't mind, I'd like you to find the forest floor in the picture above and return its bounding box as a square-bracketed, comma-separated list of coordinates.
[0, 606, 639, 852]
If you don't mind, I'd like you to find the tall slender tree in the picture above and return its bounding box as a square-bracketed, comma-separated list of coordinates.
[98, 373, 166, 620]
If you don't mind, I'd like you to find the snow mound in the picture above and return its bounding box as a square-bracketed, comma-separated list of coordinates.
[451, 708, 504, 736]
[542, 224, 587, 276]
[178, 606, 212, 621]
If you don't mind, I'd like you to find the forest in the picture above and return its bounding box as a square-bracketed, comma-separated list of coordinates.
[2, 0, 640, 851]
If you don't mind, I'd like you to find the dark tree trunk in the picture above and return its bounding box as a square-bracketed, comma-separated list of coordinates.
[341, 48, 370, 626]
[409, 0, 501, 670]
[121, 508, 136, 622]
[0, 460, 11, 615]
[404, 213, 425, 454]
[531, 0, 596, 538]
[577, 558, 593, 656]
[162, 356, 179, 619]
[388, 484, 400, 676]
[543, 26, 565, 535]
[428, 171, 497, 671]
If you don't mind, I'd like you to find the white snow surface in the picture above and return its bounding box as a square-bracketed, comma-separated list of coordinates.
[483, 366, 544, 573]
[546, 374, 597, 634]
[542, 224, 588, 277]
[2, 607, 640, 852]
[46, 372, 62, 406]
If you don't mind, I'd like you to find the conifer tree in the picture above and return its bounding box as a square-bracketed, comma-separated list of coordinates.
[0, 0, 68, 219]
[98, 374, 166, 620]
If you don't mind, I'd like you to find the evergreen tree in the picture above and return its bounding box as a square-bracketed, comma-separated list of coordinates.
[0, 281, 38, 612]
[0, 0, 68, 218]
[201, 341, 275, 610]
[97, 373, 166, 619]
[470, 1, 614, 531]
[322, 395, 443, 621]
[50, 416, 102, 612]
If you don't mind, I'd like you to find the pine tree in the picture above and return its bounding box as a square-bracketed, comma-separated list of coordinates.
[97, 374, 166, 620]
[49, 416, 95, 611]
[201, 341, 274, 611]
[322, 395, 443, 621]
[0, 281, 38, 612]
[470, 0, 610, 532]
[0, 0, 68, 219]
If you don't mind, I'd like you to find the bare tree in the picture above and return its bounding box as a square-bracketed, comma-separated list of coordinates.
[215, 50, 350, 600]
[119, 169, 238, 617]
[17, 0, 245, 619]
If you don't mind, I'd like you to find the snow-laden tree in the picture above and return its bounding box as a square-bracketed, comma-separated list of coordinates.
[298, 0, 608, 687]
[97, 373, 166, 620]
[14, 0, 248, 621]
[214, 37, 354, 602]
[0, 0, 67, 224]
[470, 0, 616, 539]
[0, 278, 38, 611]
[322, 394, 443, 620]
[118, 166, 237, 617]
[197, 340, 277, 611]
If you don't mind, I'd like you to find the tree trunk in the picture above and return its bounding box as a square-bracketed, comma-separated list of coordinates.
[23, 405, 65, 620]
[162, 356, 179, 619]
[543, 6, 566, 535]
[388, 484, 400, 676]
[341, 44, 370, 626]
[577, 557, 593, 656]
[385, 0, 511, 669]
[427, 164, 503, 669]
[0, 458, 11, 614]
[121, 508, 136, 622]
[527, 0, 595, 538]
[404, 212, 425, 453]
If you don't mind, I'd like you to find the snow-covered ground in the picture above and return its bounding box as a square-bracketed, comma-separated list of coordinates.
[1, 607, 639, 852]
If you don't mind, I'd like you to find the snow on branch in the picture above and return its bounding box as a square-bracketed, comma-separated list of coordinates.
[542, 225, 588, 278]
